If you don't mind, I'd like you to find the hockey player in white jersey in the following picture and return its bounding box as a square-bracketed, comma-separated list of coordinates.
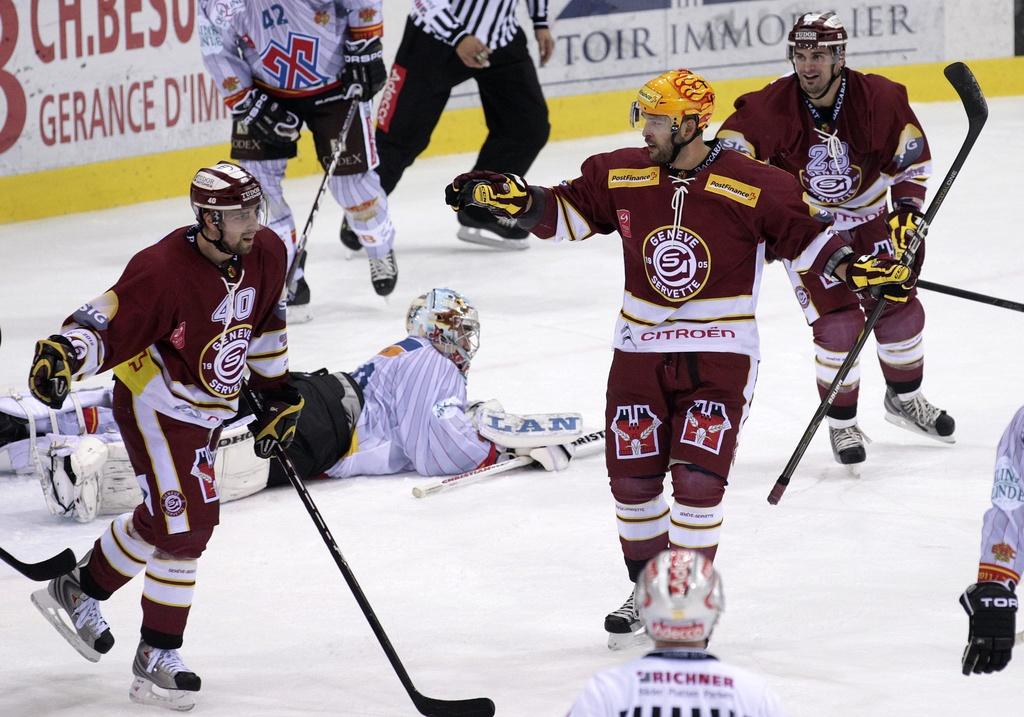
[1, 289, 576, 520]
[568, 549, 789, 716]
[198, 0, 398, 321]
[959, 405, 1024, 675]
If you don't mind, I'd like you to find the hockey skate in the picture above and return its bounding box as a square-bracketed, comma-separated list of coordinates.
[883, 388, 956, 444]
[339, 216, 362, 255]
[605, 586, 648, 650]
[31, 555, 114, 663]
[368, 249, 398, 297]
[456, 207, 530, 251]
[828, 424, 869, 475]
[287, 275, 313, 324]
[129, 640, 201, 712]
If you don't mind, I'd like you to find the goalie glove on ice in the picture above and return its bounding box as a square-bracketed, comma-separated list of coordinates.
[960, 581, 1017, 675]
[29, 335, 82, 409]
[251, 385, 304, 459]
[445, 171, 532, 220]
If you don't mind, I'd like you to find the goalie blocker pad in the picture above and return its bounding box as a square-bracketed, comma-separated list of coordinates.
[477, 408, 582, 448]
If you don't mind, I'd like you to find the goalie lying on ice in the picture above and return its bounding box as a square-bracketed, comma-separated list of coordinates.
[0, 288, 578, 522]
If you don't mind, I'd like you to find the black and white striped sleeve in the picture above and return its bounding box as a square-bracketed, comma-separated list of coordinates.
[410, 0, 469, 46]
[526, 0, 549, 28]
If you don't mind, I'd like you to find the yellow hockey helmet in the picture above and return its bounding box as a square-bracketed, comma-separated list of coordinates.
[630, 69, 716, 132]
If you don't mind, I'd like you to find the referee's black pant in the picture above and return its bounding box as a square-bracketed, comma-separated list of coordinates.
[375, 19, 550, 194]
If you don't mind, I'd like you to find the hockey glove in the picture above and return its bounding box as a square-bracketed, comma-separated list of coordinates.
[29, 335, 81, 409]
[251, 385, 305, 459]
[887, 205, 927, 265]
[960, 582, 1017, 675]
[518, 443, 575, 472]
[445, 171, 532, 220]
[842, 254, 916, 303]
[232, 88, 301, 147]
[341, 38, 386, 100]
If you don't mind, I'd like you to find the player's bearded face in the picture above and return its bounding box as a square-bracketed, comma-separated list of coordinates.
[640, 113, 675, 163]
[793, 47, 841, 97]
[217, 206, 261, 255]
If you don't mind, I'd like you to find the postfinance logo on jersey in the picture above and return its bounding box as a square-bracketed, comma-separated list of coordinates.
[608, 167, 661, 188]
[704, 174, 760, 208]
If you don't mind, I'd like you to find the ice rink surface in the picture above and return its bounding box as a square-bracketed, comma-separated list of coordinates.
[1, 96, 1023, 716]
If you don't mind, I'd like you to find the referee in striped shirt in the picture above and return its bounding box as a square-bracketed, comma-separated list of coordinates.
[371, 0, 553, 249]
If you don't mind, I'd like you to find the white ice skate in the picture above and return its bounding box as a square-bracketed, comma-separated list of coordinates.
[828, 424, 869, 476]
[129, 640, 201, 712]
[31, 559, 114, 663]
[883, 388, 956, 444]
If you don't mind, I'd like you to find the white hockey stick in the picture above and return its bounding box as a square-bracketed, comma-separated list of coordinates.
[412, 429, 606, 498]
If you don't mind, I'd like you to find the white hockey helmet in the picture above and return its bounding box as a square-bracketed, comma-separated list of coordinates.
[636, 549, 724, 644]
[406, 288, 480, 374]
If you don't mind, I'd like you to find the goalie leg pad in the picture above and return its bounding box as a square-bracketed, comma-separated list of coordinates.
[42, 436, 107, 522]
[477, 407, 583, 448]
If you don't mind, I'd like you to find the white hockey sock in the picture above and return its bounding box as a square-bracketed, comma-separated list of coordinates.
[669, 502, 723, 552]
[98, 513, 155, 579]
[143, 555, 197, 612]
[614, 496, 670, 543]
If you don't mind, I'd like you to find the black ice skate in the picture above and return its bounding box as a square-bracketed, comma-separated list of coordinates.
[456, 207, 530, 251]
[883, 388, 956, 444]
[604, 586, 648, 650]
[287, 275, 313, 325]
[129, 640, 201, 712]
[339, 215, 362, 253]
[829, 424, 869, 475]
[31, 556, 114, 663]
[368, 249, 398, 297]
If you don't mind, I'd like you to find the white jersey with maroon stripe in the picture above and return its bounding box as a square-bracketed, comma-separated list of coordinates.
[567, 649, 789, 717]
[199, 0, 384, 105]
[975, 405, 1024, 586]
[326, 336, 493, 478]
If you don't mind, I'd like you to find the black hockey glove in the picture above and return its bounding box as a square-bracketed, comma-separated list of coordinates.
[842, 254, 916, 303]
[29, 335, 81, 409]
[341, 38, 386, 100]
[887, 204, 927, 267]
[445, 171, 532, 220]
[251, 384, 305, 459]
[960, 582, 1017, 675]
[232, 88, 301, 147]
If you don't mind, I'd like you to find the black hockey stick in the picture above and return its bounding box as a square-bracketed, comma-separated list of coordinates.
[916, 279, 1024, 313]
[0, 546, 76, 581]
[285, 88, 363, 294]
[768, 61, 989, 505]
[243, 386, 495, 717]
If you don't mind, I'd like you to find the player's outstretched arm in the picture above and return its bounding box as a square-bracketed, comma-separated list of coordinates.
[444, 171, 547, 229]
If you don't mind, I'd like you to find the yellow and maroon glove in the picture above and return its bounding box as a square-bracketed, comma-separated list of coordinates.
[887, 206, 927, 264]
[843, 254, 917, 303]
[251, 385, 305, 459]
[29, 335, 82, 409]
[445, 171, 532, 220]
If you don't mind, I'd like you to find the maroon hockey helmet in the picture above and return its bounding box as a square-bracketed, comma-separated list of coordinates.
[787, 12, 848, 61]
[190, 161, 264, 221]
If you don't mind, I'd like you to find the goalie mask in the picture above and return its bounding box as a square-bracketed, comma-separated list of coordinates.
[636, 549, 724, 644]
[406, 288, 480, 374]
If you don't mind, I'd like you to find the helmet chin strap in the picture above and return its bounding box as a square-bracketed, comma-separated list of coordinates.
[668, 120, 701, 165]
[199, 212, 236, 257]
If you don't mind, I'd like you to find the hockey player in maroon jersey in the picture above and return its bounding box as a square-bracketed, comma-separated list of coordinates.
[25, 162, 303, 710]
[717, 12, 955, 471]
[444, 68, 917, 648]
